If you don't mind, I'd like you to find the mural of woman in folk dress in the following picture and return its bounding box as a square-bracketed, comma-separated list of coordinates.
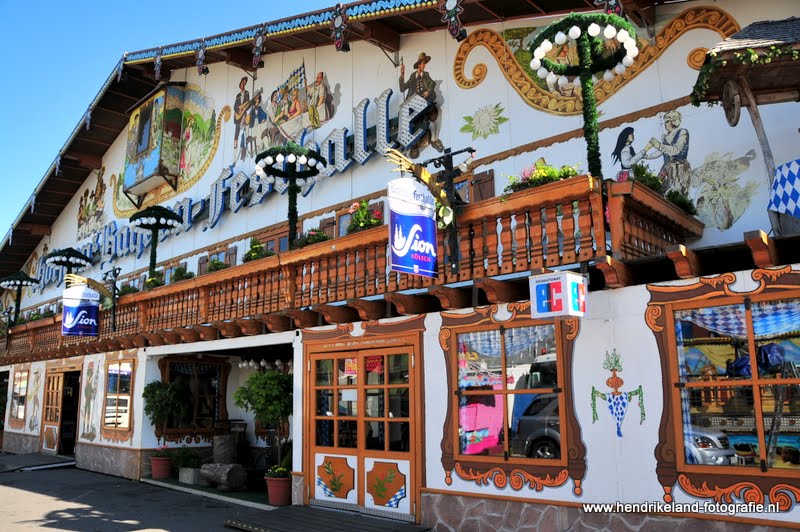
[611, 127, 653, 182]
[180, 117, 194, 178]
[80, 361, 98, 441]
[27, 369, 42, 432]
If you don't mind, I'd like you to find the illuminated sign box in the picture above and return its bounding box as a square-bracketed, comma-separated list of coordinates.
[530, 271, 587, 319]
[62, 284, 100, 337]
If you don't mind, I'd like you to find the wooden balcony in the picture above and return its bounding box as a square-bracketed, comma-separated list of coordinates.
[0, 175, 703, 363]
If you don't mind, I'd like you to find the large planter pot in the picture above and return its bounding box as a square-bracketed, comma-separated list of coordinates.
[179, 467, 210, 486]
[150, 456, 172, 479]
[266, 477, 292, 506]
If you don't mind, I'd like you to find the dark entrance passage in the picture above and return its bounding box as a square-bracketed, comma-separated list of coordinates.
[59, 371, 80, 456]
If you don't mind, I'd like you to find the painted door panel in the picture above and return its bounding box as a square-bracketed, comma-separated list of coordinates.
[41, 373, 64, 455]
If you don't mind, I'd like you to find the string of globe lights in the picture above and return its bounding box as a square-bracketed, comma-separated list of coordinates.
[44, 247, 93, 275]
[526, 12, 638, 178]
[237, 358, 292, 373]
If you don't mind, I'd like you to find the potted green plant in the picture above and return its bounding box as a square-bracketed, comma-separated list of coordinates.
[170, 266, 195, 283]
[234, 370, 293, 506]
[243, 237, 275, 262]
[174, 446, 208, 486]
[290, 228, 330, 250]
[142, 380, 189, 479]
[206, 258, 229, 272]
[346, 200, 383, 234]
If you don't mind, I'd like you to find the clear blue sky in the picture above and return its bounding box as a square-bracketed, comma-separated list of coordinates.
[0, 0, 331, 236]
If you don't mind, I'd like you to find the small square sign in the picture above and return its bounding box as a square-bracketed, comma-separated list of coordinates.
[530, 271, 587, 319]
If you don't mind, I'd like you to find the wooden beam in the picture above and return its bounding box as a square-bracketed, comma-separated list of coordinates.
[259, 313, 293, 333]
[428, 285, 472, 310]
[385, 293, 441, 315]
[15, 223, 51, 236]
[63, 151, 103, 170]
[666, 244, 702, 279]
[283, 309, 320, 329]
[234, 318, 264, 336]
[474, 278, 528, 304]
[118, 337, 135, 349]
[313, 304, 360, 325]
[744, 229, 778, 268]
[596, 256, 633, 288]
[131, 334, 148, 348]
[103, 340, 122, 351]
[193, 325, 220, 341]
[212, 321, 242, 338]
[362, 21, 400, 52]
[176, 327, 201, 343]
[346, 298, 388, 321]
[141, 332, 165, 346]
[158, 330, 182, 345]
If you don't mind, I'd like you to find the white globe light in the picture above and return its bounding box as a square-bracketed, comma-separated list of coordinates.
[298, 155, 307, 165]
[546, 72, 557, 86]
[297, 178, 306, 186]
[624, 38, 636, 50]
[568, 26, 581, 40]
[287, 153, 296, 163]
[603, 25, 617, 40]
[265, 156, 274, 165]
[159, 218, 166, 224]
[257, 159, 267, 168]
[592, 74, 598, 83]
[316, 162, 324, 171]
[627, 47, 639, 58]
[267, 176, 275, 184]
[558, 75, 569, 87]
[308, 158, 317, 167]
[529, 58, 541, 70]
[149, 217, 157, 224]
[622, 55, 634, 67]
[533, 47, 545, 60]
[540, 39, 553, 53]
[260, 359, 267, 367]
[603, 70, 614, 82]
[614, 63, 626, 75]
[536, 67, 548, 79]
[573, 77, 582, 88]
[255, 166, 264, 176]
[276, 153, 285, 163]
[554, 32, 567, 45]
[588, 23, 601, 37]
[616, 29, 630, 44]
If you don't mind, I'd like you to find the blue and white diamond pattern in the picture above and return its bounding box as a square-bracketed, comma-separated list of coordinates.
[385, 485, 406, 508]
[769, 159, 800, 219]
[316, 476, 336, 498]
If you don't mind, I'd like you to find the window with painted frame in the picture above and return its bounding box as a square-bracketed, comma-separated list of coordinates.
[452, 320, 566, 463]
[671, 295, 800, 474]
[158, 356, 230, 437]
[10, 370, 28, 422]
[103, 359, 135, 430]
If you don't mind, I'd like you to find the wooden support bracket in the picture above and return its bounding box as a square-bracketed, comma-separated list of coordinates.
[158, 330, 182, 345]
[193, 325, 220, 341]
[141, 332, 166, 346]
[234, 318, 264, 336]
[117, 337, 136, 349]
[666, 244, 702, 279]
[346, 298, 388, 321]
[474, 278, 528, 304]
[596, 256, 633, 288]
[744, 229, 778, 268]
[213, 321, 243, 339]
[258, 314, 293, 333]
[130, 334, 148, 348]
[175, 327, 201, 343]
[313, 304, 360, 325]
[428, 285, 472, 310]
[385, 293, 441, 315]
[282, 309, 320, 329]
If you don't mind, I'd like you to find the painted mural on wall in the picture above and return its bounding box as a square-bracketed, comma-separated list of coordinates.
[693, 150, 758, 230]
[112, 84, 227, 218]
[460, 103, 508, 140]
[399, 51, 444, 159]
[366, 461, 406, 507]
[590, 350, 644, 437]
[77, 168, 107, 240]
[455, 7, 740, 115]
[26, 368, 41, 432]
[80, 358, 99, 441]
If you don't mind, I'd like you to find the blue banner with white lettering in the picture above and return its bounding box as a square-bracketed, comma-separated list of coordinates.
[388, 178, 438, 278]
[62, 285, 100, 337]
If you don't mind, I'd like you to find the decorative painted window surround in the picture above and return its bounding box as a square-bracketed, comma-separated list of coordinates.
[438, 303, 586, 496]
[8, 369, 29, 430]
[101, 357, 136, 443]
[646, 266, 800, 512]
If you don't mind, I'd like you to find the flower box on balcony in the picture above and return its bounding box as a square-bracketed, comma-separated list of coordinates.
[606, 180, 704, 261]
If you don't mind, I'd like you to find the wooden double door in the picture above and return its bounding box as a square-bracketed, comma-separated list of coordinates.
[306, 346, 418, 521]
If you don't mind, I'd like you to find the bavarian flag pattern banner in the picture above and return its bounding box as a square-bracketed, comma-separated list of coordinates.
[388, 177, 438, 278]
[769, 159, 800, 219]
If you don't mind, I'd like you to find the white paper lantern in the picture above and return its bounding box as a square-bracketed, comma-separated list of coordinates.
[546, 72, 557, 86]
[616, 29, 630, 44]
[287, 153, 296, 163]
[276, 153, 285, 163]
[536, 67, 548, 79]
[603, 25, 617, 40]
[588, 23, 601, 37]
[298, 155, 307, 165]
[540, 39, 553, 53]
[529, 58, 541, 70]
[568, 26, 581, 40]
[554, 31, 567, 45]
[533, 47, 545, 60]
[614, 63, 626, 75]
[622, 55, 634, 67]
[603, 70, 614, 82]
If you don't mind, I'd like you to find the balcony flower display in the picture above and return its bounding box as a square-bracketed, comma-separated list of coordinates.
[291, 227, 330, 249]
[346, 200, 383, 234]
[503, 161, 580, 194]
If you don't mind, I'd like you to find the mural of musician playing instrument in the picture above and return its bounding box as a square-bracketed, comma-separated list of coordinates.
[399, 52, 444, 159]
[235, 64, 337, 160]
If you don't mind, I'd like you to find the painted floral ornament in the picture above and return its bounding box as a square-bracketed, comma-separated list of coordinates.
[590, 350, 645, 437]
[331, 3, 350, 52]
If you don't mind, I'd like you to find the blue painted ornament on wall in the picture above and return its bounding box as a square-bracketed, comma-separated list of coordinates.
[590, 350, 645, 437]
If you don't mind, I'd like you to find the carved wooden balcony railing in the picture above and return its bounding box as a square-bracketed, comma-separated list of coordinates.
[0, 174, 703, 363]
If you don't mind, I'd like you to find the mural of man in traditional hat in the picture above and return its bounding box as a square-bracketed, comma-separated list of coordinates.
[399, 52, 444, 158]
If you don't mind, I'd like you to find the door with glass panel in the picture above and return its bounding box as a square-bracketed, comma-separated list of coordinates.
[41, 373, 64, 455]
[309, 347, 415, 520]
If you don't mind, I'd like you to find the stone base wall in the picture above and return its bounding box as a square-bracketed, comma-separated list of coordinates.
[2, 432, 40, 454]
[75, 443, 142, 480]
[420, 492, 790, 532]
[292, 474, 304, 505]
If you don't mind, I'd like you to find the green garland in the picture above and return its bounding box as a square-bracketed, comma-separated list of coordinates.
[528, 13, 638, 178]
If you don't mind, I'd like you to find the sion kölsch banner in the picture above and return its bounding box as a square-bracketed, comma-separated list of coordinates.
[62, 284, 100, 337]
[388, 177, 438, 278]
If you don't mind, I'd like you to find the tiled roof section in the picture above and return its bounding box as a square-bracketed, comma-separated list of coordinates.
[124, 0, 436, 63]
[710, 16, 800, 54]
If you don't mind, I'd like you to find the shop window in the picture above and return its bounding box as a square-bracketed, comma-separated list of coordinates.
[197, 246, 236, 275]
[455, 323, 563, 461]
[158, 356, 230, 437]
[103, 360, 135, 430]
[10, 370, 28, 422]
[672, 298, 800, 471]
